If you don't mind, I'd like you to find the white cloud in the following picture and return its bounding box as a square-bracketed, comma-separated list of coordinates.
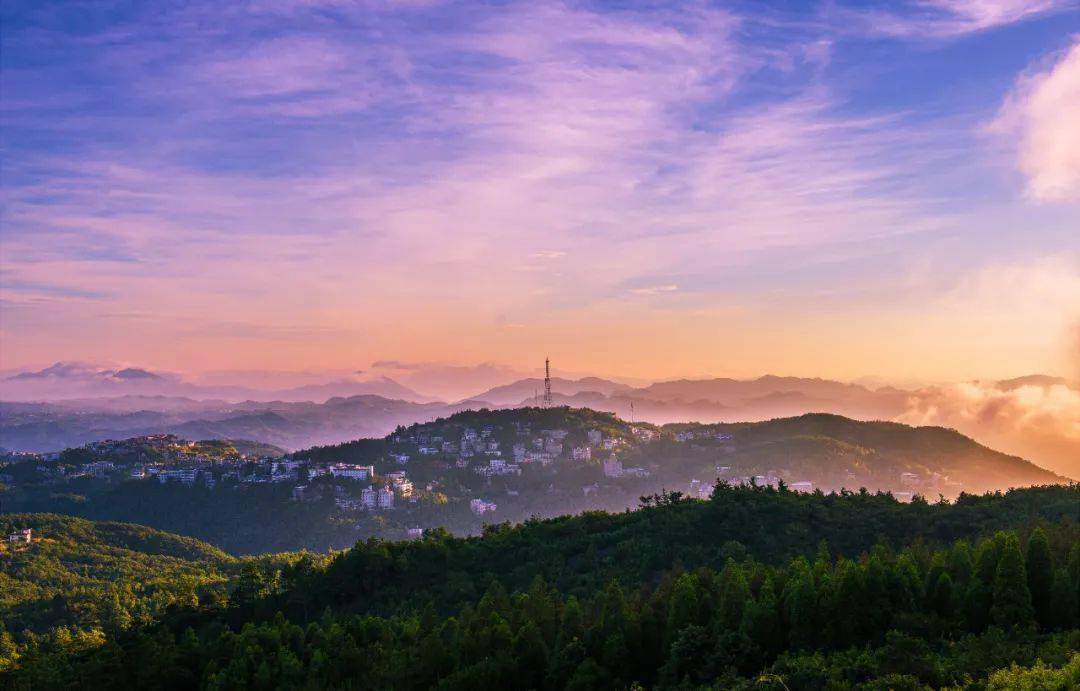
[630, 284, 679, 295]
[993, 39, 1080, 202]
[532, 250, 566, 260]
[839, 0, 1070, 39]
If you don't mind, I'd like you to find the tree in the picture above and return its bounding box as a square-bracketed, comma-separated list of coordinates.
[930, 572, 954, 619]
[1024, 528, 1054, 630]
[991, 533, 1034, 629]
[231, 563, 267, 608]
[784, 561, 820, 650]
[741, 577, 782, 662]
[512, 620, 548, 690]
[717, 560, 750, 632]
[555, 596, 584, 652]
[659, 625, 712, 686]
[1049, 567, 1078, 631]
[666, 573, 700, 640]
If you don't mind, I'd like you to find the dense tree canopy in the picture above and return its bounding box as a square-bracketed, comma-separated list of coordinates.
[2, 484, 1077, 688]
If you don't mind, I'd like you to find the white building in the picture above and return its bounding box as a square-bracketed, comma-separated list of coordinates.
[83, 461, 115, 477]
[330, 464, 375, 481]
[571, 446, 592, 462]
[6, 528, 32, 544]
[158, 469, 197, 485]
[386, 472, 414, 497]
[587, 429, 603, 446]
[470, 498, 497, 515]
[377, 486, 395, 509]
[361, 486, 378, 509]
[789, 481, 814, 493]
[632, 427, 658, 442]
[407, 527, 424, 539]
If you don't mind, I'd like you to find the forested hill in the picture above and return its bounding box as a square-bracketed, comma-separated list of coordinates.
[697, 413, 1066, 488]
[299, 408, 1064, 493]
[4, 484, 1078, 689]
[0, 514, 316, 679]
[0, 514, 234, 660]
[241, 483, 1080, 620]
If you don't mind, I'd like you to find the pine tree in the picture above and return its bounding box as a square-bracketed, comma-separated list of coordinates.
[555, 596, 584, 652]
[741, 576, 782, 660]
[947, 540, 974, 586]
[718, 560, 750, 632]
[924, 554, 947, 607]
[991, 533, 1034, 629]
[512, 620, 548, 690]
[1024, 528, 1054, 630]
[965, 536, 1001, 632]
[666, 573, 699, 640]
[930, 572, 954, 619]
[1049, 567, 1078, 631]
[784, 562, 819, 650]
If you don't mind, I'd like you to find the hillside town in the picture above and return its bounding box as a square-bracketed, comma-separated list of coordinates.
[0, 409, 979, 549]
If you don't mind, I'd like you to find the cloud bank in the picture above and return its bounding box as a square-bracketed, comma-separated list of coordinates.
[898, 379, 1080, 477]
[994, 38, 1080, 202]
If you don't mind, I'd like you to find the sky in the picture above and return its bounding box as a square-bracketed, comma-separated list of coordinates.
[1, 0, 1079, 384]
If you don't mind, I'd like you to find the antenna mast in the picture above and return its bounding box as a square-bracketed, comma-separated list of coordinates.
[542, 357, 553, 408]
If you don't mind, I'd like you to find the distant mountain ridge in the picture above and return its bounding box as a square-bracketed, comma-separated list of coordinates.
[465, 374, 910, 424]
[462, 376, 632, 405]
[3, 364, 1076, 477]
[1, 362, 434, 404]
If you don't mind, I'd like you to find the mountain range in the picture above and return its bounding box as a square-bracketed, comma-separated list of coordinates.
[0, 362, 436, 403]
[1, 362, 1077, 478]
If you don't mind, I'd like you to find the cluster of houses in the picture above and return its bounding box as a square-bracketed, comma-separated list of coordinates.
[389, 420, 637, 478]
[290, 464, 416, 514]
[331, 485, 396, 512]
[672, 429, 734, 443]
[601, 453, 651, 479]
[892, 471, 962, 502]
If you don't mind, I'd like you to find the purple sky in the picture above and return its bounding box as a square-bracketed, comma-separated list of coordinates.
[1, 0, 1078, 382]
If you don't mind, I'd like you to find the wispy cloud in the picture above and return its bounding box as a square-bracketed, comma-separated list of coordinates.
[0, 0, 1075, 378]
[630, 284, 679, 296]
[833, 0, 1073, 39]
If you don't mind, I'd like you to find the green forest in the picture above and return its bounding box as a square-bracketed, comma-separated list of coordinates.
[2, 483, 1078, 689]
